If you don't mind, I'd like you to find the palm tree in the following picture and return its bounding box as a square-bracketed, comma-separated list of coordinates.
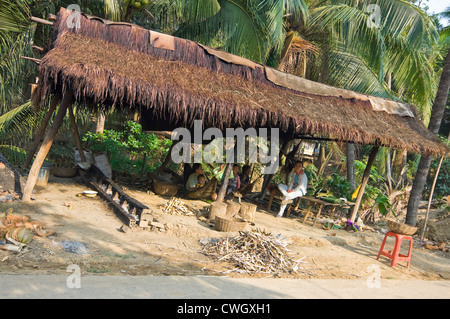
[405, 6, 450, 226]
[146, 0, 308, 65]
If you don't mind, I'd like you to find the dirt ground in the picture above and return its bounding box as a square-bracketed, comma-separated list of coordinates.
[0, 175, 449, 281]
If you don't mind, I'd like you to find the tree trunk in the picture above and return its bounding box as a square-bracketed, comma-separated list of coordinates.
[406, 48, 450, 226]
[22, 95, 61, 169]
[22, 90, 73, 201]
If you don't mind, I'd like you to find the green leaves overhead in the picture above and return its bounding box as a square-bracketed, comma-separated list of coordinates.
[170, 0, 308, 64]
[309, 0, 440, 118]
[0, 0, 31, 34]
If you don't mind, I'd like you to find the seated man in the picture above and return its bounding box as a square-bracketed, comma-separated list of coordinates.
[276, 160, 308, 218]
[186, 163, 218, 201]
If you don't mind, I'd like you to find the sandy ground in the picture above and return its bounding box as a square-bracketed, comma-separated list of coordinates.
[0, 175, 449, 282]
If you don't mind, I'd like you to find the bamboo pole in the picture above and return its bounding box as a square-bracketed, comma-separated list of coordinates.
[420, 132, 449, 240]
[22, 91, 73, 202]
[22, 95, 61, 169]
[31, 16, 53, 26]
[32, 45, 44, 52]
[67, 104, 86, 162]
[350, 144, 380, 222]
[20, 56, 42, 64]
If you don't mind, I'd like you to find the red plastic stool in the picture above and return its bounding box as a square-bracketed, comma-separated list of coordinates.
[377, 231, 413, 267]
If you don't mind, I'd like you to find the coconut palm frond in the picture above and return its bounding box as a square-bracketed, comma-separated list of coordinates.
[0, 100, 35, 139]
[0, 0, 31, 35]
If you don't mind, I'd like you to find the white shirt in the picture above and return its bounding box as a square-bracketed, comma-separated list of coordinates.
[288, 170, 308, 196]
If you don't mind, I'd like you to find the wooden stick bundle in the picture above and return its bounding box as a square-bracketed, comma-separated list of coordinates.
[160, 198, 194, 216]
[200, 230, 309, 275]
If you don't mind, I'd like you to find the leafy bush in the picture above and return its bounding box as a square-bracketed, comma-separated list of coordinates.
[83, 121, 172, 174]
[325, 172, 352, 200]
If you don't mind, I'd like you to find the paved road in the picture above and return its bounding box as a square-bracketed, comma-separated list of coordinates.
[0, 275, 449, 299]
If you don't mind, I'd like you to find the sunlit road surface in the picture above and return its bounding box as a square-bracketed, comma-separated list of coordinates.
[0, 275, 449, 299]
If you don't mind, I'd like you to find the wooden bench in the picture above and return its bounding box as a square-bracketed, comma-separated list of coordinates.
[267, 186, 293, 213]
[266, 186, 354, 225]
[300, 196, 354, 226]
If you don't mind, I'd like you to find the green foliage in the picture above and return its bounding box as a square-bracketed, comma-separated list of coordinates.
[83, 120, 172, 174]
[0, 144, 27, 166]
[353, 157, 396, 217]
[325, 172, 352, 199]
[303, 163, 323, 196]
[47, 142, 76, 167]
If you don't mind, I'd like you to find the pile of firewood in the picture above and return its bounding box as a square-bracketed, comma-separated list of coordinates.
[160, 198, 194, 216]
[200, 230, 308, 275]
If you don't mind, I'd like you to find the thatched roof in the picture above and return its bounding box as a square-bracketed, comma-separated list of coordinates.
[32, 8, 448, 156]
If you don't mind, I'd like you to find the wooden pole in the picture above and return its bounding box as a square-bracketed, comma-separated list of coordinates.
[350, 144, 380, 222]
[259, 138, 287, 201]
[22, 95, 61, 169]
[20, 56, 42, 64]
[22, 91, 73, 202]
[216, 163, 233, 202]
[421, 132, 449, 240]
[156, 140, 179, 174]
[68, 104, 86, 162]
[31, 16, 53, 26]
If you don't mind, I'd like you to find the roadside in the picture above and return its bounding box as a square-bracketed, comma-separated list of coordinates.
[1, 275, 449, 299]
[0, 176, 449, 284]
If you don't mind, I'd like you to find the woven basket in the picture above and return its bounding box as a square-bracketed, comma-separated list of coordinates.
[388, 220, 418, 236]
[153, 180, 178, 196]
[51, 166, 78, 178]
[215, 215, 247, 232]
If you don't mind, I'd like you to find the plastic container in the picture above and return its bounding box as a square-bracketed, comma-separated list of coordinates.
[35, 162, 51, 186]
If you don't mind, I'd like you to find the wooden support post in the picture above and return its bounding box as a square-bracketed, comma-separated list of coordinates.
[68, 104, 86, 162]
[22, 91, 73, 202]
[216, 163, 233, 202]
[312, 204, 323, 226]
[302, 202, 314, 223]
[22, 95, 61, 169]
[350, 145, 380, 222]
[156, 140, 178, 174]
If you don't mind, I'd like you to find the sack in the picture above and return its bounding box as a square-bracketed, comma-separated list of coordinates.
[94, 153, 112, 179]
[74, 149, 94, 170]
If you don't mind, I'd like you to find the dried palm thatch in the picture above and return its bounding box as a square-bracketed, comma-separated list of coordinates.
[31, 8, 448, 156]
[200, 230, 309, 275]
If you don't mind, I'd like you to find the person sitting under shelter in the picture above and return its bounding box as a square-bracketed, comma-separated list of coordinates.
[186, 163, 218, 201]
[237, 164, 254, 196]
[276, 160, 308, 218]
[226, 164, 241, 195]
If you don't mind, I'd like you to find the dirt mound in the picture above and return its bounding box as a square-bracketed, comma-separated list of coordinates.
[417, 217, 450, 242]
